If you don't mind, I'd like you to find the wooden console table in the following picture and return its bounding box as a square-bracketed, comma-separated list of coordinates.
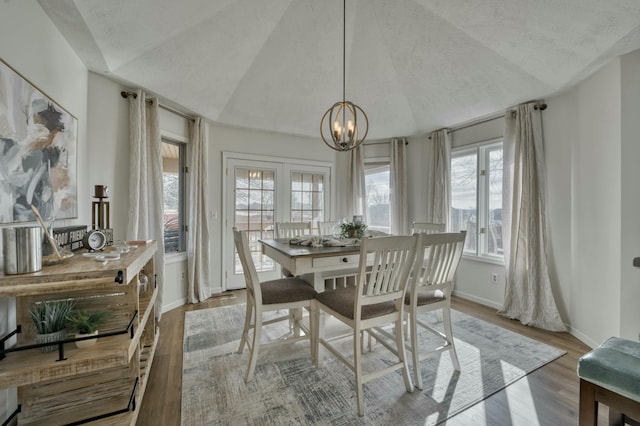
[0, 242, 158, 425]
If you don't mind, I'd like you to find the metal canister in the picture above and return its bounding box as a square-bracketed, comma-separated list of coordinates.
[2, 226, 43, 274]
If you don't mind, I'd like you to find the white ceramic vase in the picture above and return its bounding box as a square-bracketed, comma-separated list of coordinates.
[75, 330, 99, 348]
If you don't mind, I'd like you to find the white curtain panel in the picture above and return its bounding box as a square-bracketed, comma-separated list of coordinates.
[126, 89, 165, 317]
[347, 145, 366, 222]
[426, 129, 451, 227]
[499, 102, 566, 331]
[187, 118, 212, 303]
[390, 138, 408, 235]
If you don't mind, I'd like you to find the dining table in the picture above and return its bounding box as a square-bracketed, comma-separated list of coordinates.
[259, 238, 364, 292]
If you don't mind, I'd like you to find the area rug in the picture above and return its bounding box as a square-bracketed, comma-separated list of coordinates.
[181, 304, 565, 425]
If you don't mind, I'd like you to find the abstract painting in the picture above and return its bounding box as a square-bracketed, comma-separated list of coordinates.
[0, 58, 77, 223]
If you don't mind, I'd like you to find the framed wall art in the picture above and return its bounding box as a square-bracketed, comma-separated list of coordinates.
[0, 57, 78, 224]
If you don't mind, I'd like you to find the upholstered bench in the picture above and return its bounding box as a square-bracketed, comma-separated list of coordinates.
[577, 337, 640, 425]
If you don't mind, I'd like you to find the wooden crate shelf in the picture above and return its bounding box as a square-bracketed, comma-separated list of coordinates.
[0, 241, 158, 425]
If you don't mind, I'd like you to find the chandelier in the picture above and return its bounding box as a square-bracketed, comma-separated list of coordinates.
[320, 0, 368, 151]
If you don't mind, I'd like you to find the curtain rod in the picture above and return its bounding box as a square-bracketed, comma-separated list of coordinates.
[428, 103, 547, 139]
[366, 139, 409, 146]
[120, 90, 195, 122]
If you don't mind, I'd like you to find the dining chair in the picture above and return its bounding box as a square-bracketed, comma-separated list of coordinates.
[411, 221, 445, 234]
[405, 231, 466, 389]
[318, 220, 340, 236]
[312, 235, 418, 416]
[233, 227, 318, 382]
[275, 222, 312, 277]
[275, 221, 311, 239]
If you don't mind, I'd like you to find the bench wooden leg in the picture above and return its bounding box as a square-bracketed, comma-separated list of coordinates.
[580, 379, 598, 426]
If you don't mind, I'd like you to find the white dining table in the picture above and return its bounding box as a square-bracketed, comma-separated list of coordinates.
[259, 238, 364, 292]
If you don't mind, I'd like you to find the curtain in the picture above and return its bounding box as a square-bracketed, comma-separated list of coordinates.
[498, 102, 566, 331]
[347, 145, 366, 222]
[390, 138, 408, 235]
[187, 117, 212, 303]
[126, 89, 165, 318]
[426, 129, 451, 227]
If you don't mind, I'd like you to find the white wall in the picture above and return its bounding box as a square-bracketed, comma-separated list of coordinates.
[0, 0, 89, 420]
[619, 50, 640, 341]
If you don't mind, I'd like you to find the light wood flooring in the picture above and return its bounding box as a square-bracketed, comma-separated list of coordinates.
[137, 291, 604, 426]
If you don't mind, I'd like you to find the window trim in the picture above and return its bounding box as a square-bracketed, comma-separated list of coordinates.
[364, 157, 391, 234]
[161, 136, 188, 254]
[451, 137, 504, 265]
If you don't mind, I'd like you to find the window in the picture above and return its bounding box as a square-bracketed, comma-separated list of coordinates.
[162, 139, 186, 253]
[450, 139, 503, 261]
[290, 172, 325, 232]
[233, 167, 275, 273]
[365, 162, 390, 234]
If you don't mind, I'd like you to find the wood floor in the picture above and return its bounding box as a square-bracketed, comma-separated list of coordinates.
[137, 291, 603, 426]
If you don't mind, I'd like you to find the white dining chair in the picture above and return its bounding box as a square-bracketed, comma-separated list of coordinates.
[312, 235, 418, 416]
[275, 221, 311, 239]
[318, 220, 340, 236]
[275, 222, 312, 277]
[233, 228, 318, 382]
[405, 231, 466, 389]
[411, 221, 445, 234]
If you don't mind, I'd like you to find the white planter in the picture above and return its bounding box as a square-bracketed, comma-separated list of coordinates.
[75, 330, 99, 348]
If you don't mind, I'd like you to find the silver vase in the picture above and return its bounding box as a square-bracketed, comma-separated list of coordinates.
[35, 330, 66, 353]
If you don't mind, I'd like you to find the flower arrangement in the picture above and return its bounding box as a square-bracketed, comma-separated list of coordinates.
[340, 222, 367, 239]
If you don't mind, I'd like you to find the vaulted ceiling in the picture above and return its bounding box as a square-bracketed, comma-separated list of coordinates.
[39, 0, 640, 139]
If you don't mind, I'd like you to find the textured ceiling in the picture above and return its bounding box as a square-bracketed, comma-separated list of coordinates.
[39, 0, 640, 139]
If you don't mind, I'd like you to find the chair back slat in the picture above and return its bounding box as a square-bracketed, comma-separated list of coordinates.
[357, 235, 418, 306]
[413, 231, 466, 292]
[232, 228, 262, 305]
[318, 221, 340, 236]
[275, 222, 311, 238]
[411, 222, 445, 235]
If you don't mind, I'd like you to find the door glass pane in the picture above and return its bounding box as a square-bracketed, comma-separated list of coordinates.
[290, 172, 325, 231]
[234, 167, 274, 273]
[487, 147, 503, 256]
[365, 163, 390, 234]
[451, 152, 478, 253]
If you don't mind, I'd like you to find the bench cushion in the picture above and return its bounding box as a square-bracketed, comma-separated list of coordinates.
[578, 337, 640, 403]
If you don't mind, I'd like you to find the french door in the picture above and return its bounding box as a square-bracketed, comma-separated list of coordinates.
[223, 154, 333, 289]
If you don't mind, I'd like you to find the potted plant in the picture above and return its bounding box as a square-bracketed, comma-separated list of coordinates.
[28, 300, 74, 352]
[340, 222, 368, 239]
[67, 310, 109, 348]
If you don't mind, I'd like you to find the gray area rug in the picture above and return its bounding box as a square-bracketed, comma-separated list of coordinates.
[181, 304, 565, 425]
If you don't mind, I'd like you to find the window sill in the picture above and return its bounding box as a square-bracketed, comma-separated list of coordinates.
[165, 251, 187, 264]
[461, 254, 505, 266]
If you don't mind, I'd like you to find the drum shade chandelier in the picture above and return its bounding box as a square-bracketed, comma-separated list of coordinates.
[320, 0, 368, 151]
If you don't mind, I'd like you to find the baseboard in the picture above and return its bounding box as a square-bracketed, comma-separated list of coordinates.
[566, 326, 599, 349]
[452, 290, 503, 310]
[162, 298, 187, 313]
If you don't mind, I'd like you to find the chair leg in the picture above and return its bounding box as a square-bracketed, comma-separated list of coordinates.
[442, 307, 460, 371]
[409, 312, 422, 390]
[579, 379, 598, 426]
[354, 327, 365, 417]
[292, 307, 302, 336]
[244, 311, 262, 383]
[310, 301, 318, 365]
[237, 299, 253, 353]
[395, 316, 414, 392]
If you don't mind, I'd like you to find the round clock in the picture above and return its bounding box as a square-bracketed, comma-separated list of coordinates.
[83, 229, 107, 251]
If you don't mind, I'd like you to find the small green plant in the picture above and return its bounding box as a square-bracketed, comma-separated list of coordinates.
[340, 222, 368, 239]
[28, 300, 74, 335]
[67, 310, 109, 334]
